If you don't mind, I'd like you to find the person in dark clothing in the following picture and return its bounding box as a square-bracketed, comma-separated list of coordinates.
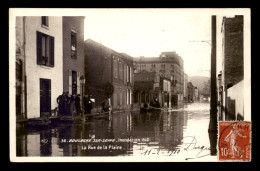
[84, 95, 93, 114]
[57, 92, 69, 116]
[75, 94, 81, 115]
[154, 98, 160, 108]
[63, 92, 70, 116]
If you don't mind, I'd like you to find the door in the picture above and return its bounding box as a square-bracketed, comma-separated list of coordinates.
[72, 71, 77, 95]
[40, 78, 51, 117]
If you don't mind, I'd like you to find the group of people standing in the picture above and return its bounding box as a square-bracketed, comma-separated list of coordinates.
[57, 92, 111, 117]
[56, 92, 81, 116]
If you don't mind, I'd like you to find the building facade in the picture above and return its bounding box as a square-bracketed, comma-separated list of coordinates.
[218, 15, 244, 121]
[194, 87, 199, 101]
[183, 73, 188, 102]
[62, 17, 85, 99]
[16, 16, 63, 119]
[84, 39, 134, 112]
[134, 72, 158, 106]
[133, 71, 171, 108]
[133, 51, 184, 107]
[187, 82, 195, 102]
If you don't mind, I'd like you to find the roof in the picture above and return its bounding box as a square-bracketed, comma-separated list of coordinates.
[133, 52, 184, 69]
[85, 39, 133, 60]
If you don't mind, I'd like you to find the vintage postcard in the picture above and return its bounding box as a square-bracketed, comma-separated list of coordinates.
[9, 8, 251, 162]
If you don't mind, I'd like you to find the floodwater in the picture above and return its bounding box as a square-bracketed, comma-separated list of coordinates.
[16, 102, 214, 160]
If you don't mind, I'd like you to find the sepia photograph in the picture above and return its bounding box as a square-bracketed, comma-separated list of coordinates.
[9, 8, 251, 162]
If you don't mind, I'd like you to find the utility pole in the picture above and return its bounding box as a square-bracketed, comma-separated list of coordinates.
[208, 15, 217, 156]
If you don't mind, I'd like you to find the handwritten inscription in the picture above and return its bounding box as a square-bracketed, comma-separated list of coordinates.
[40, 136, 210, 159]
[140, 136, 211, 160]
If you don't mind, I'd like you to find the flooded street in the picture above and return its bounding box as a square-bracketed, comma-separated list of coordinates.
[17, 102, 214, 160]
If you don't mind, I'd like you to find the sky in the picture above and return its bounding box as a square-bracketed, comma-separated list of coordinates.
[10, 8, 250, 78]
[84, 9, 212, 77]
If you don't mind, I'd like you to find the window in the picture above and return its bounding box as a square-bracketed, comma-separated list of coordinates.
[120, 92, 122, 106]
[151, 64, 155, 71]
[127, 66, 131, 83]
[113, 93, 117, 107]
[171, 64, 174, 73]
[130, 67, 132, 83]
[37, 31, 54, 67]
[124, 64, 127, 83]
[127, 89, 131, 105]
[141, 64, 146, 71]
[119, 61, 123, 80]
[41, 16, 49, 27]
[71, 31, 77, 59]
[114, 59, 118, 78]
[161, 64, 165, 70]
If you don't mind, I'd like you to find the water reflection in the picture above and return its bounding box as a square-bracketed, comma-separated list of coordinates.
[16, 102, 210, 157]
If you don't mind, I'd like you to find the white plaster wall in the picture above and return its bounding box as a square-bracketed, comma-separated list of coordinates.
[25, 17, 63, 118]
[16, 17, 24, 50]
[228, 80, 244, 120]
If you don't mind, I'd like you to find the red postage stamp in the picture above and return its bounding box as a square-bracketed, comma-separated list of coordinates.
[218, 121, 251, 161]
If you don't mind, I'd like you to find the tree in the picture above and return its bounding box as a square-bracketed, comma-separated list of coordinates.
[102, 82, 114, 99]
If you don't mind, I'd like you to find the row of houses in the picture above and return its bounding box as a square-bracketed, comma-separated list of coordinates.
[132, 52, 195, 109]
[15, 16, 136, 120]
[15, 16, 195, 120]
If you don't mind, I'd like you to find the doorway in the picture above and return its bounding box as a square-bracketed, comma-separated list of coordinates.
[40, 78, 51, 117]
[72, 71, 77, 95]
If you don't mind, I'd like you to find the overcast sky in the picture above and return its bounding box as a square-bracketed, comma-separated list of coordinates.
[11, 8, 249, 78]
[84, 9, 213, 77]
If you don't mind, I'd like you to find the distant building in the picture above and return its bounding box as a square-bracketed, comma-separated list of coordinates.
[134, 72, 157, 106]
[84, 39, 134, 112]
[202, 79, 210, 98]
[183, 73, 188, 102]
[16, 16, 63, 119]
[187, 82, 195, 102]
[194, 87, 199, 101]
[218, 15, 244, 121]
[133, 51, 184, 107]
[134, 71, 171, 108]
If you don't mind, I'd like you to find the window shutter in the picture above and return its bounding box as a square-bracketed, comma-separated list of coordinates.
[50, 36, 54, 67]
[126, 89, 129, 105]
[77, 72, 80, 95]
[124, 64, 126, 84]
[126, 66, 129, 82]
[130, 89, 132, 105]
[36, 31, 42, 65]
[130, 67, 132, 83]
[69, 70, 72, 95]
